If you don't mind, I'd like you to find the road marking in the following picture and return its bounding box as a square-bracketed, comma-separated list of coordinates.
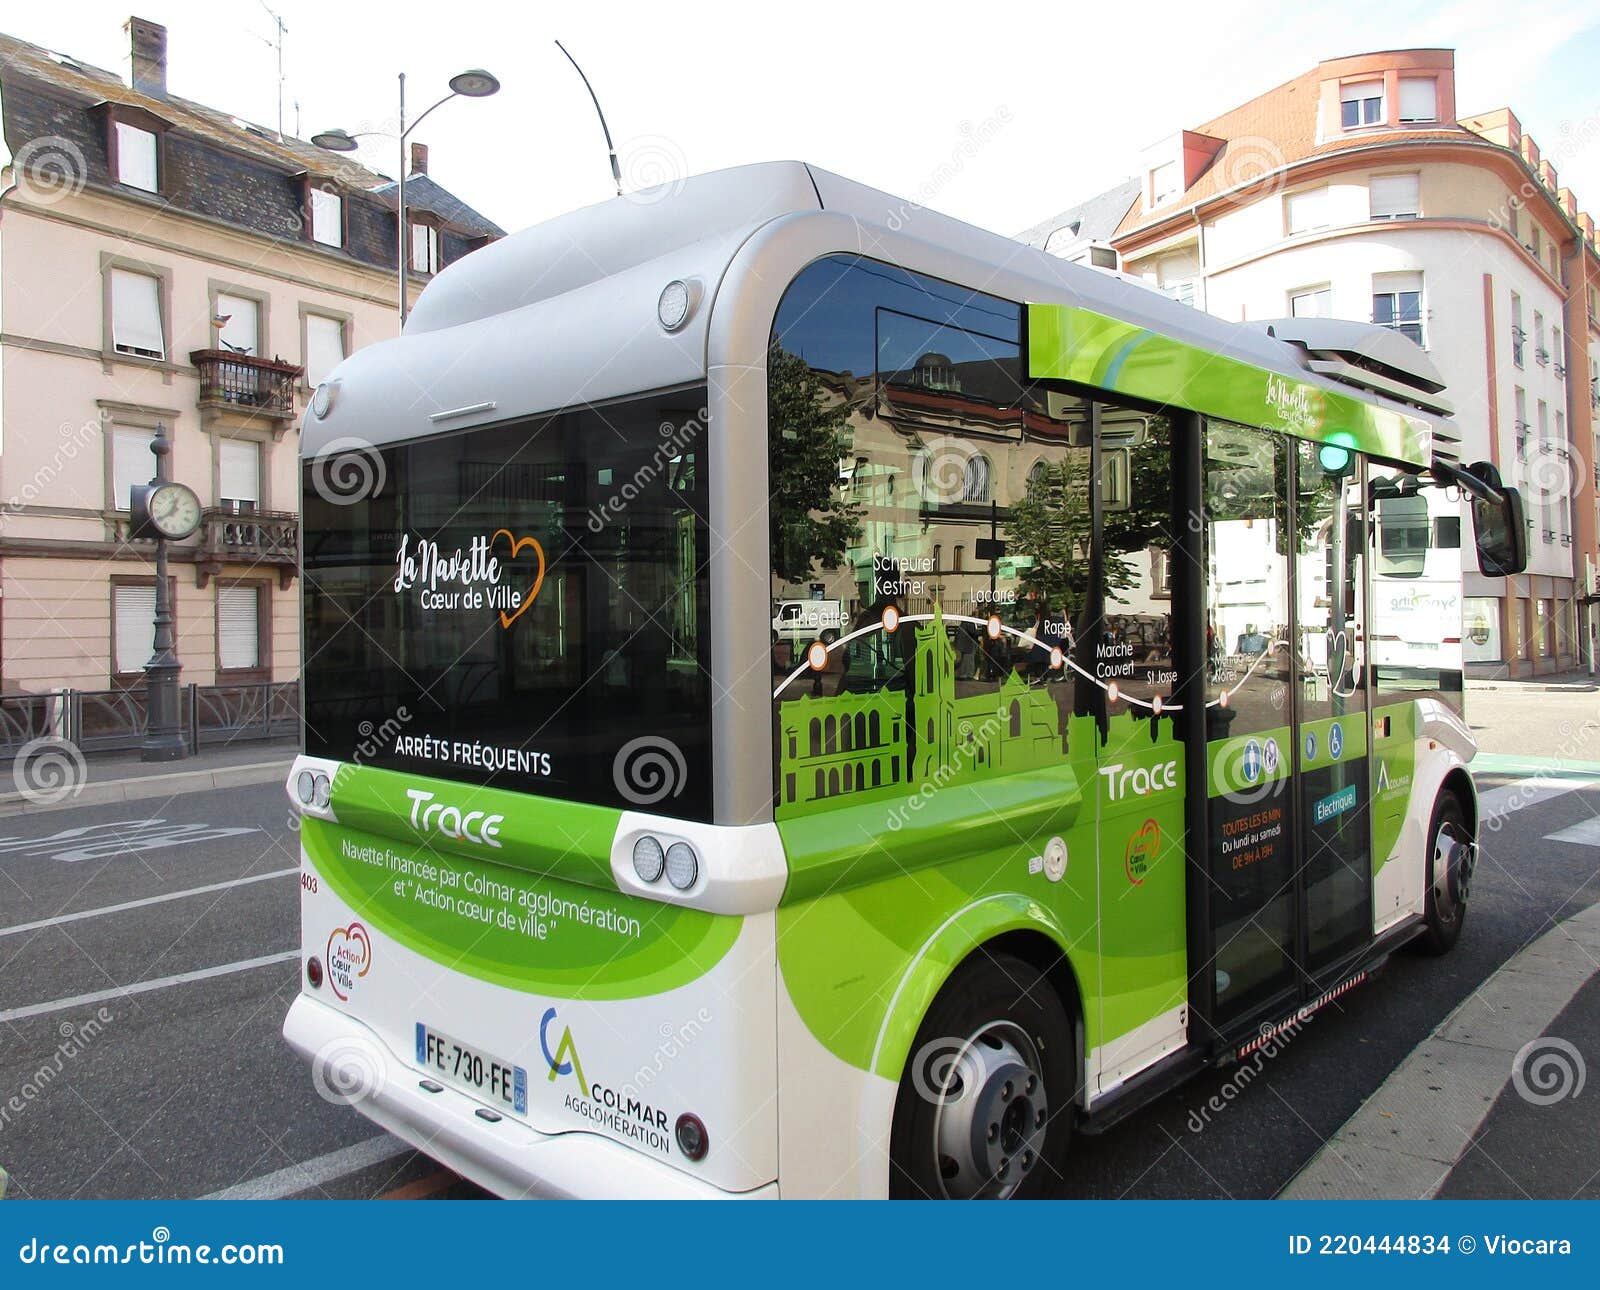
[0, 950, 298, 1023]
[1477, 776, 1596, 822]
[1544, 817, 1600, 847]
[0, 869, 297, 940]
[203, 1134, 415, 1200]
[0, 819, 259, 864]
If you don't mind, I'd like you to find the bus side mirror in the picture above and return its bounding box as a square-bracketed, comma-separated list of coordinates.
[1464, 461, 1527, 577]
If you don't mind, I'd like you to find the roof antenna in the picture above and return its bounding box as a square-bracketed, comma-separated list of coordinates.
[554, 40, 622, 197]
[256, 0, 289, 140]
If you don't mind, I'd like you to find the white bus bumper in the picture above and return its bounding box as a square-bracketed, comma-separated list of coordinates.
[283, 995, 778, 1200]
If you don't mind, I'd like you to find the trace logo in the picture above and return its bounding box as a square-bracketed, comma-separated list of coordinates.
[404, 787, 504, 848]
[540, 1006, 591, 1095]
[1125, 819, 1160, 884]
[1099, 759, 1179, 802]
[325, 921, 372, 1001]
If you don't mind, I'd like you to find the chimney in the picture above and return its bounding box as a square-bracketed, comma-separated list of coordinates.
[124, 16, 168, 98]
[410, 142, 428, 176]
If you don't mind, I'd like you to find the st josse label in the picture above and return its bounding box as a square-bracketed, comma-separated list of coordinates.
[393, 530, 546, 627]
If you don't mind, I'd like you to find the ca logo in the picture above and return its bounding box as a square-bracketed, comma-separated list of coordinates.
[540, 1006, 590, 1096]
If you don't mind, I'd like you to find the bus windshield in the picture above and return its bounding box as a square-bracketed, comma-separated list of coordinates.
[301, 386, 713, 818]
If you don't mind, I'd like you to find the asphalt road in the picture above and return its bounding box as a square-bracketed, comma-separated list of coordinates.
[0, 687, 1594, 1199]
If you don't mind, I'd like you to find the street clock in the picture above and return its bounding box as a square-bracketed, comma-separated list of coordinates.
[130, 481, 203, 541]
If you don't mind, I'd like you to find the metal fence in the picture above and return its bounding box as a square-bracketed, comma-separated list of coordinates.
[0, 682, 299, 757]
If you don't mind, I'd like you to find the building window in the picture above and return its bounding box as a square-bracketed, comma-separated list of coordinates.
[1162, 279, 1197, 308]
[1511, 291, 1525, 367]
[110, 268, 165, 358]
[964, 454, 992, 504]
[1286, 186, 1331, 234]
[214, 291, 260, 356]
[217, 583, 266, 674]
[1529, 224, 1542, 259]
[111, 427, 155, 510]
[219, 439, 262, 513]
[1534, 312, 1547, 365]
[1372, 272, 1424, 346]
[1398, 78, 1437, 123]
[1149, 160, 1180, 208]
[1340, 80, 1384, 129]
[304, 313, 348, 388]
[410, 221, 440, 274]
[113, 121, 159, 192]
[310, 186, 344, 248]
[1290, 285, 1332, 317]
[1554, 326, 1563, 377]
[1369, 172, 1419, 220]
[1513, 386, 1529, 453]
[111, 580, 170, 681]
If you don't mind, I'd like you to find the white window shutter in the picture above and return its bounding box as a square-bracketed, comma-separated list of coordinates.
[215, 292, 259, 355]
[219, 440, 261, 508]
[113, 584, 157, 674]
[115, 122, 158, 191]
[217, 585, 261, 670]
[1370, 173, 1419, 218]
[112, 428, 154, 509]
[311, 188, 342, 246]
[1398, 79, 1437, 122]
[111, 269, 164, 356]
[305, 315, 346, 387]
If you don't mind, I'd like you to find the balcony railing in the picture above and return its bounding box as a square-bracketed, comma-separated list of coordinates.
[197, 508, 298, 588]
[191, 349, 303, 421]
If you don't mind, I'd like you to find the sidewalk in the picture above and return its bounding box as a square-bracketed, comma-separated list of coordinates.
[1467, 668, 1598, 692]
[1281, 901, 1600, 1199]
[0, 737, 296, 818]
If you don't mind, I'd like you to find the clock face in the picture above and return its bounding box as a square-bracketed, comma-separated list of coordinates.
[148, 482, 202, 539]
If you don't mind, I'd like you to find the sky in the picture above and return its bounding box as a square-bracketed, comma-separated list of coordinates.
[5, 0, 1599, 238]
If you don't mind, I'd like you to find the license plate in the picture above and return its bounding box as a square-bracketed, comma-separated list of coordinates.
[415, 1023, 527, 1115]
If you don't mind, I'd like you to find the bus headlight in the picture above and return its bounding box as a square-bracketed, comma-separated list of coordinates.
[665, 841, 698, 890]
[312, 773, 331, 809]
[632, 835, 666, 883]
[295, 770, 317, 805]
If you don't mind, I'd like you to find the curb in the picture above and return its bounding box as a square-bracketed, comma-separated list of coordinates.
[0, 759, 292, 819]
[1279, 901, 1600, 1199]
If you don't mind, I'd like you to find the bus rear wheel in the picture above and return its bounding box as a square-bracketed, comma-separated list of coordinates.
[889, 953, 1074, 1199]
[1417, 793, 1473, 955]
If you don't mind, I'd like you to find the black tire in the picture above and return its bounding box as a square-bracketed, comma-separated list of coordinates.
[889, 952, 1075, 1199]
[1416, 793, 1471, 956]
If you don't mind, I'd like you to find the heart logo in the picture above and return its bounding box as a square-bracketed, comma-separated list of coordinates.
[491, 529, 546, 629]
[1124, 818, 1160, 885]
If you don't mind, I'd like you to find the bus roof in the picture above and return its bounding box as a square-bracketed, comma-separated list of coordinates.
[305, 160, 1449, 468]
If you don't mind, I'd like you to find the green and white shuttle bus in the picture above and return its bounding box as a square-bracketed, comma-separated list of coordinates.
[287, 162, 1526, 1199]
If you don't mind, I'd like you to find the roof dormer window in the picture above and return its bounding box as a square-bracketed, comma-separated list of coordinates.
[1340, 80, 1384, 130]
[1398, 78, 1437, 123]
[1149, 160, 1181, 208]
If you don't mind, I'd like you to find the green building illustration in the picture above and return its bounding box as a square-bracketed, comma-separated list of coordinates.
[777, 606, 1063, 812]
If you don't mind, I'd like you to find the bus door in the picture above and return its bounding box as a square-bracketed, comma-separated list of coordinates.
[1292, 442, 1371, 980]
[1201, 422, 1299, 1029]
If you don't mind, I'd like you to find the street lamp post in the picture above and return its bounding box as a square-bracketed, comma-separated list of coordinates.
[313, 69, 500, 325]
[141, 424, 186, 762]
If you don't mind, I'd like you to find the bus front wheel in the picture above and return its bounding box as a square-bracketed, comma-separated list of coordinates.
[889, 953, 1074, 1199]
[1418, 793, 1473, 955]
